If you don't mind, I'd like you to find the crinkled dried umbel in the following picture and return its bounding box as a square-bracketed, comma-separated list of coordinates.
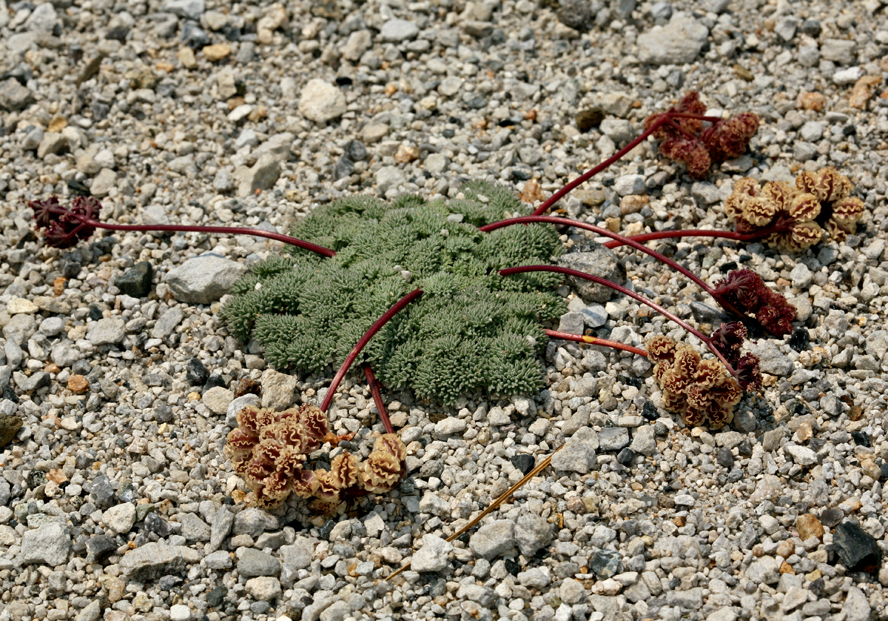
[724, 167, 865, 251]
[30, 196, 102, 249]
[224, 404, 406, 510]
[647, 335, 743, 430]
[644, 91, 759, 179]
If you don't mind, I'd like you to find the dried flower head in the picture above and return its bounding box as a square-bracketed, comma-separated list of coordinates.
[644, 91, 759, 178]
[646, 335, 744, 430]
[725, 168, 865, 250]
[29, 196, 102, 249]
[225, 404, 406, 511]
[712, 269, 797, 337]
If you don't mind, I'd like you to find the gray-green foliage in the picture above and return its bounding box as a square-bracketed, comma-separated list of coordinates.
[221, 181, 566, 404]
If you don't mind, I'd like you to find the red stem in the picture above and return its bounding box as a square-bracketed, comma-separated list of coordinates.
[481, 216, 717, 296]
[602, 228, 776, 249]
[501, 265, 738, 376]
[363, 364, 394, 434]
[60, 212, 336, 258]
[544, 329, 648, 357]
[321, 289, 424, 412]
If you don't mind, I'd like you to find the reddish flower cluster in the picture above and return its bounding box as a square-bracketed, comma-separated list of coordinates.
[710, 322, 763, 391]
[225, 404, 406, 510]
[647, 335, 743, 430]
[30, 196, 102, 249]
[712, 269, 797, 337]
[643, 91, 759, 178]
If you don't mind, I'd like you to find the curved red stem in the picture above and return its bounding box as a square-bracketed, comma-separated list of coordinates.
[363, 364, 394, 434]
[501, 265, 738, 377]
[544, 329, 648, 357]
[321, 289, 424, 412]
[601, 228, 774, 249]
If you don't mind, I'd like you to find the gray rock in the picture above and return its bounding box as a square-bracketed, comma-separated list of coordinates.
[238, 548, 280, 577]
[51, 341, 79, 367]
[179, 512, 211, 542]
[629, 424, 657, 456]
[557, 311, 585, 335]
[638, 16, 709, 65]
[784, 443, 818, 467]
[581, 304, 608, 327]
[0, 78, 35, 111]
[75, 601, 102, 621]
[213, 169, 234, 193]
[598, 427, 630, 451]
[236, 154, 282, 197]
[745, 555, 780, 584]
[21, 127, 44, 150]
[552, 427, 597, 474]
[425, 153, 449, 173]
[844, 587, 871, 621]
[747, 340, 793, 376]
[517, 567, 551, 588]
[260, 369, 297, 410]
[515, 512, 553, 556]
[103, 503, 136, 535]
[37, 132, 67, 159]
[244, 576, 281, 601]
[463, 20, 493, 38]
[0, 477, 10, 506]
[557, 241, 626, 303]
[380, 19, 419, 42]
[411, 534, 453, 572]
[298, 79, 346, 124]
[21, 523, 71, 566]
[87, 317, 126, 345]
[614, 174, 645, 196]
[438, 76, 462, 97]
[233, 507, 278, 537]
[3, 313, 36, 345]
[469, 520, 517, 560]
[164, 0, 205, 20]
[14, 370, 50, 392]
[600, 119, 634, 144]
[204, 550, 233, 570]
[376, 166, 406, 194]
[24, 2, 59, 31]
[252, 132, 295, 162]
[319, 601, 350, 621]
[151, 307, 184, 339]
[799, 121, 824, 142]
[280, 537, 314, 569]
[208, 506, 234, 552]
[774, 16, 798, 42]
[165, 254, 246, 304]
[341, 30, 372, 61]
[820, 39, 856, 65]
[90, 168, 118, 198]
[202, 387, 232, 416]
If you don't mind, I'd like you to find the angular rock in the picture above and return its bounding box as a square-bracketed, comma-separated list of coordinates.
[87, 317, 126, 345]
[515, 512, 553, 556]
[179, 512, 211, 542]
[236, 153, 282, 197]
[469, 520, 516, 560]
[280, 537, 314, 569]
[164, 0, 205, 20]
[120, 543, 186, 580]
[237, 548, 280, 577]
[552, 427, 597, 474]
[165, 254, 246, 304]
[411, 534, 453, 572]
[103, 503, 136, 534]
[116, 262, 154, 298]
[0, 78, 35, 111]
[298, 79, 346, 124]
[245, 576, 281, 601]
[558, 241, 626, 303]
[379, 19, 419, 42]
[833, 522, 881, 572]
[151, 307, 185, 339]
[638, 16, 709, 65]
[21, 523, 71, 566]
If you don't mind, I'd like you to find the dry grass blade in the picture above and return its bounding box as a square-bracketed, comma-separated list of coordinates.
[385, 446, 562, 581]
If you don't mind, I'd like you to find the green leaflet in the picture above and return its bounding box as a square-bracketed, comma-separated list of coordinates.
[221, 181, 567, 404]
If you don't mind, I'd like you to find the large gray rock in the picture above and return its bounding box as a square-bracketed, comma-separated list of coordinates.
[21, 523, 71, 566]
[551, 427, 598, 474]
[165, 254, 246, 304]
[469, 520, 517, 560]
[557, 241, 626, 303]
[411, 534, 453, 572]
[379, 19, 419, 42]
[164, 0, 205, 20]
[280, 537, 314, 570]
[746, 340, 793, 376]
[638, 15, 709, 65]
[120, 543, 190, 580]
[0, 78, 35, 112]
[236, 153, 282, 197]
[237, 548, 281, 577]
[87, 317, 126, 345]
[298, 79, 346, 124]
[515, 513, 554, 556]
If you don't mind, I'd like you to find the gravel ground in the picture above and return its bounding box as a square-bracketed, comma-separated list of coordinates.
[2, 0, 888, 619]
